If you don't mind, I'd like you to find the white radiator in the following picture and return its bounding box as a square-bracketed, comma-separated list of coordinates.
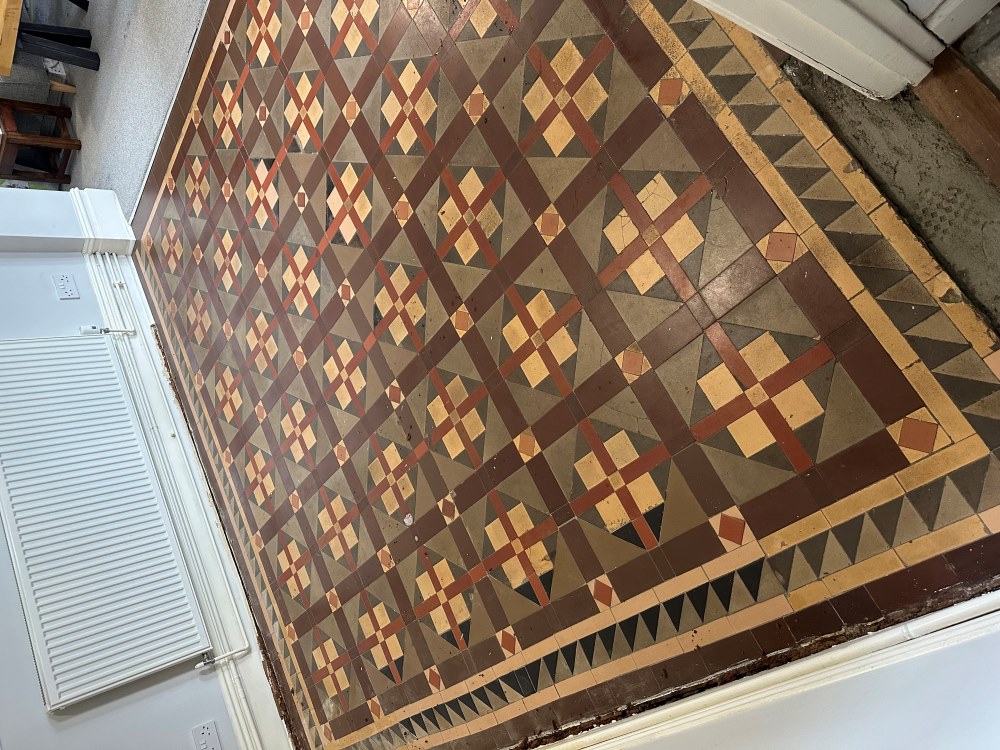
[0, 335, 209, 710]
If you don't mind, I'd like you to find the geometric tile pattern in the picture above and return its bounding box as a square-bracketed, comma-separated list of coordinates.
[132, 0, 1000, 747]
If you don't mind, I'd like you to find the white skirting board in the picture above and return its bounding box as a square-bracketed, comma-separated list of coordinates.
[924, 0, 1000, 43]
[696, 0, 941, 98]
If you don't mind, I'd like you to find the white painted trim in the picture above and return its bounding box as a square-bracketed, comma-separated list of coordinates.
[0, 188, 134, 255]
[907, 0, 947, 19]
[698, 0, 943, 97]
[85, 253, 294, 750]
[843, 0, 944, 60]
[700, 0, 997, 97]
[69, 188, 135, 256]
[548, 589, 1000, 749]
[924, 0, 999, 43]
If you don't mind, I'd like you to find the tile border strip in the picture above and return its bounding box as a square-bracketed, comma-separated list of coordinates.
[714, 16, 998, 359]
[344, 493, 996, 749]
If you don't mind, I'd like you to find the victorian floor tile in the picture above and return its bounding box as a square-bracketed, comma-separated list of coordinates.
[133, 0, 1000, 748]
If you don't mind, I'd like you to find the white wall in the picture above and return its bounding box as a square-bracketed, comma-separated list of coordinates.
[0, 252, 101, 339]
[0, 251, 240, 750]
[632, 625, 1000, 749]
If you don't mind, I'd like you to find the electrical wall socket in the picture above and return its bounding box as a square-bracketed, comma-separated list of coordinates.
[191, 720, 223, 750]
[53, 274, 80, 300]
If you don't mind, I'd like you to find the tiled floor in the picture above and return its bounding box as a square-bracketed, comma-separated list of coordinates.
[132, 1, 1000, 748]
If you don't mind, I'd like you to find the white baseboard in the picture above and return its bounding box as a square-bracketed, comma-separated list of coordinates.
[696, 0, 942, 97]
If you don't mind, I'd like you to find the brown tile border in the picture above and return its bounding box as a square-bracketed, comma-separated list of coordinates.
[323, 491, 993, 749]
[454, 532, 1000, 749]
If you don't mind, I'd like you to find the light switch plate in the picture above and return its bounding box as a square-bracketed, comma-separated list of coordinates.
[52, 274, 80, 300]
[191, 720, 223, 750]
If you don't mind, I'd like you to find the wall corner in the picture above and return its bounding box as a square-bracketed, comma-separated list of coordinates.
[70, 188, 136, 256]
